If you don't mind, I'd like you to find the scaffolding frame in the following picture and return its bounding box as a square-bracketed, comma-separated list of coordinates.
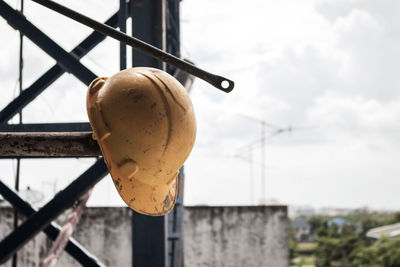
[0, 0, 188, 266]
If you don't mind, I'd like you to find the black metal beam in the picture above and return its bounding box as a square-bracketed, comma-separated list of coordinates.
[0, 13, 119, 123]
[0, 0, 97, 86]
[0, 180, 105, 267]
[131, 0, 165, 69]
[166, 2, 185, 265]
[0, 159, 108, 264]
[166, 0, 180, 75]
[0, 123, 91, 132]
[119, 0, 127, 70]
[131, 1, 168, 267]
[168, 168, 184, 267]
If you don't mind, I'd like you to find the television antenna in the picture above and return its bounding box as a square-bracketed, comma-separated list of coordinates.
[234, 114, 308, 204]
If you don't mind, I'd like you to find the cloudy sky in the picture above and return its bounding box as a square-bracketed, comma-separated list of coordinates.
[1, 0, 400, 210]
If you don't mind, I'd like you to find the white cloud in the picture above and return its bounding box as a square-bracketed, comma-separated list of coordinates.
[182, 0, 400, 209]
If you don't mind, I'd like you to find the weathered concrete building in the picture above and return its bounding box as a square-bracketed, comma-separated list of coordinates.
[184, 206, 289, 267]
[0, 206, 288, 266]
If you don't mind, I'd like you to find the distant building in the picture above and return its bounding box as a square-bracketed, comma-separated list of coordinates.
[327, 217, 348, 227]
[367, 223, 400, 239]
[292, 217, 312, 242]
[318, 207, 353, 217]
[288, 205, 315, 218]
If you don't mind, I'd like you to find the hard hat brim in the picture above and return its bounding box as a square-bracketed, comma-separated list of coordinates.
[113, 170, 178, 216]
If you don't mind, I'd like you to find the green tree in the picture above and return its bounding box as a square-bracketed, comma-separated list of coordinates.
[309, 216, 324, 234]
[391, 212, 400, 224]
[351, 237, 400, 267]
[316, 235, 360, 266]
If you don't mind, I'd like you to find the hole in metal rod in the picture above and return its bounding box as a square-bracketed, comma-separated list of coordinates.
[221, 80, 230, 89]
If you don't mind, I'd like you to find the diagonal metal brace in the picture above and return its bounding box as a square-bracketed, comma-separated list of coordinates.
[0, 180, 105, 267]
[0, 0, 97, 85]
[0, 12, 119, 123]
[0, 159, 109, 264]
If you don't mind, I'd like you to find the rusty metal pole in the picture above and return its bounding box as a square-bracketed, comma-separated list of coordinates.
[0, 132, 101, 157]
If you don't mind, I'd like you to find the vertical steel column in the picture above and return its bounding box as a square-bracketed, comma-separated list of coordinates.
[131, 0, 165, 68]
[130, 1, 167, 266]
[168, 168, 184, 267]
[166, 1, 184, 266]
[13, 1, 24, 265]
[119, 0, 127, 70]
[166, 0, 180, 74]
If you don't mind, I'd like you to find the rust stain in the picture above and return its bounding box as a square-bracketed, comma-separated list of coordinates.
[132, 93, 144, 103]
[163, 193, 172, 211]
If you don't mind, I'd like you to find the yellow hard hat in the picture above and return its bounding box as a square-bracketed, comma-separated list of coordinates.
[86, 67, 196, 216]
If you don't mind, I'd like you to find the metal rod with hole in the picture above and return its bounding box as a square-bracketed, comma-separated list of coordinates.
[30, 0, 234, 93]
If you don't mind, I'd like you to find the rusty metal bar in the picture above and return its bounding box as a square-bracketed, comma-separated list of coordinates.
[0, 123, 92, 132]
[0, 132, 101, 157]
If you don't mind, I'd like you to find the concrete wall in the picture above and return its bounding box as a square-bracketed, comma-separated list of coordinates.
[184, 206, 289, 267]
[0, 206, 288, 267]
